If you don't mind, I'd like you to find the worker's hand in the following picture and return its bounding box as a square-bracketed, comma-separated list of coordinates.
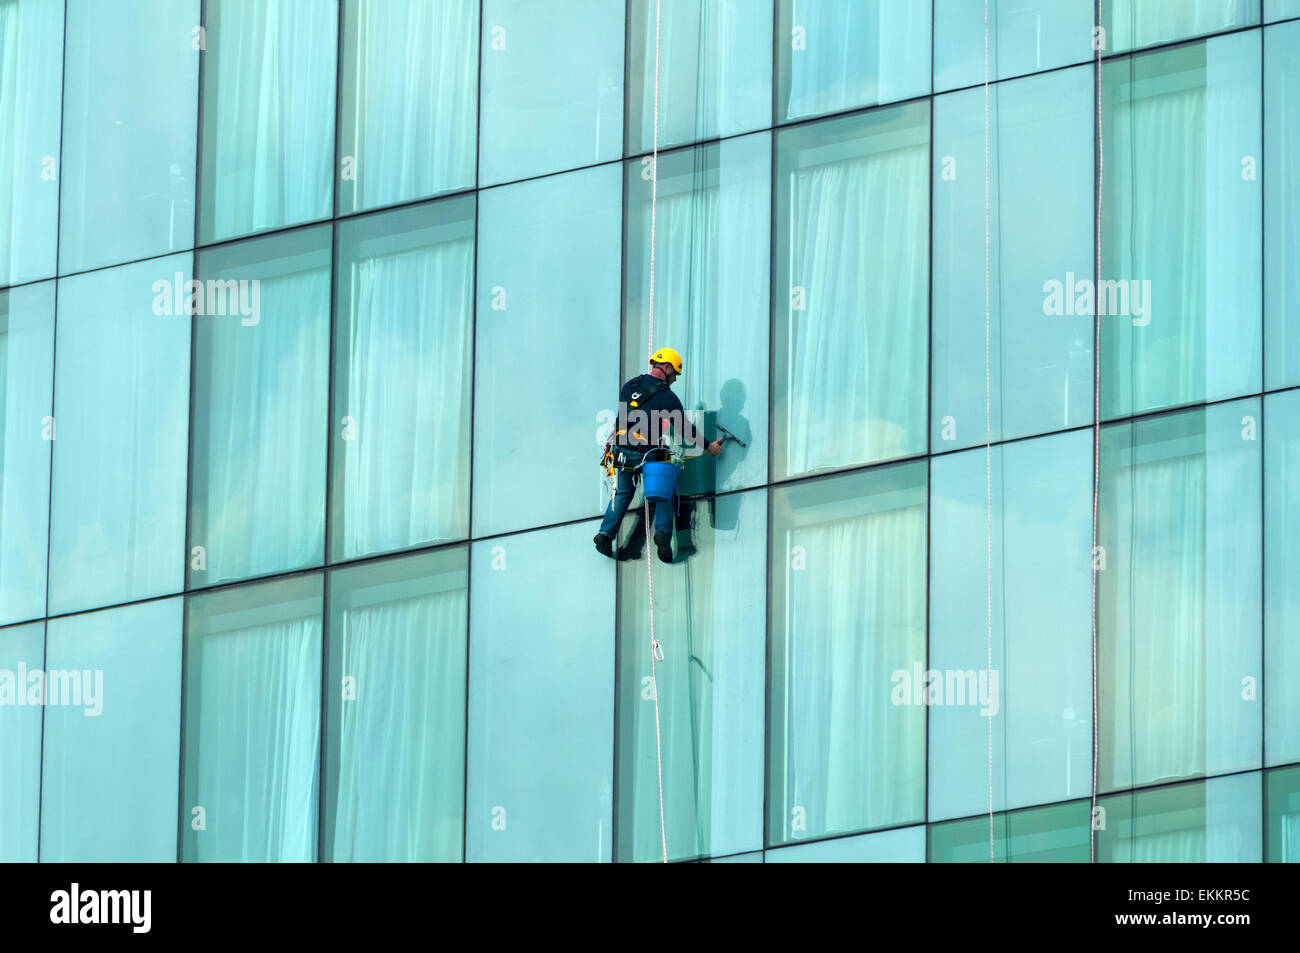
[707, 439, 724, 457]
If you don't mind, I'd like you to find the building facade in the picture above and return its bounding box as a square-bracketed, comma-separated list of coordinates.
[0, 0, 1298, 862]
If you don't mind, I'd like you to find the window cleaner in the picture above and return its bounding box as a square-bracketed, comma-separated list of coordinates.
[594, 346, 724, 563]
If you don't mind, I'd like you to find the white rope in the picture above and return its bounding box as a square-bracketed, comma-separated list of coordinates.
[645, 0, 668, 866]
[1090, 6, 1103, 866]
[984, 0, 994, 864]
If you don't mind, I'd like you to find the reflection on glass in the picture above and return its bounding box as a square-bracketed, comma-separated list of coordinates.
[473, 164, 621, 537]
[467, 521, 614, 861]
[932, 66, 1094, 449]
[1104, 0, 1260, 52]
[929, 801, 1090, 862]
[49, 256, 190, 615]
[0, 621, 43, 861]
[1265, 390, 1300, 765]
[929, 431, 1092, 822]
[617, 491, 765, 862]
[478, 0, 623, 186]
[41, 599, 182, 862]
[0, 282, 53, 625]
[60, 0, 198, 273]
[934, 0, 1093, 91]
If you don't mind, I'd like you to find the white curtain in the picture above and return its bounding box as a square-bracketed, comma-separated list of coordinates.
[208, 0, 336, 239]
[200, 268, 328, 583]
[1283, 811, 1300, 862]
[1111, 0, 1256, 49]
[785, 0, 928, 119]
[777, 504, 926, 837]
[339, 239, 472, 558]
[0, 0, 19, 273]
[1106, 452, 1208, 787]
[783, 143, 928, 476]
[1107, 81, 1206, 413]
[346, 0, 476, 210]
[193, 617, 321, 861]
[330, 589, 466, 861]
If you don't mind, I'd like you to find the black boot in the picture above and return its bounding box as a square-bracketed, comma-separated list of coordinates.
[593, 533, 614, 558]
[654, 531, 673, 564]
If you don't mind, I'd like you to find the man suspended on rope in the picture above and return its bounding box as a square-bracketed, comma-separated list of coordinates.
[595, 346, 723, 563]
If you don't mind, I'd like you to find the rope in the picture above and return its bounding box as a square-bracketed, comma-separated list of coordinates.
[984, 0, 994, 863]
[645, 0, 668, 866]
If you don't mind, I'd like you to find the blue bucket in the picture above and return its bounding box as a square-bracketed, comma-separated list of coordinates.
[641, 460, 680, 503]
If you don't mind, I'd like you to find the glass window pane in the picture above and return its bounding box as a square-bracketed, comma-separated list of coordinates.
[1265, 389, 1300, 766]
[1265, 764, 1300, 862]
[466, 520, 614, 861]
[0, 620, 43, 861]
[473, 164, 621, 537]
[49, 256, 190, 614]
[1102, 35, 1262, 418]
[616, 490, 766, 862]
[338, 0, 478, 213]
[478, 0, 623, 186]
[0, 0, 62, 286]
[776, 0, 930, 123]
[40, 599, 182, 862]
[932, 66, 1094, 449]
[768, 462, 927, 845]
[59, 0, 199, 273]
[934, 0, 1093, 92]
[767, 826, 925, 862]
[324, 548, 467, 861]
[1100, 400, 1263, 791]
[929, 800, 1090, 862]
[1104, 0, 1260, 53]
[0, 282, 53, 625]
[709, 850, 763, 862]
[1266, 21, 1300, 389]
[332, 197, 474, 561]
[623, 134, 770, 494]
[199, 0, 338, 243]
[929, 431, 1093, 821]
[190, 226, 331, 587]
[182, 574, 322, 862]
[626, 0, 772, 153]
[1097, 772, 1262, 862]
[774, 103, 929, 480]
[1267, 0, 1300, 20]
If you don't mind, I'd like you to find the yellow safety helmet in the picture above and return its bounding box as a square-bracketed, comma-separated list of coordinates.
[650, 346, 683, 375]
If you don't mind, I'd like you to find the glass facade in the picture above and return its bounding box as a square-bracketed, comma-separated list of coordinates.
[1, 0, 1297, 863]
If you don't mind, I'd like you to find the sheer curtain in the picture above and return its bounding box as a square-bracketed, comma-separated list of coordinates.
[330, 589, 466, 861]
[192, 617, 321, 861]
[630, 0, 767, 150]
[1110, 0, 1257, 49]
[783, 0, 928, 119]
[782, 143, 928, 476]
[198, 267, 328, 583]
[776, 504, 926, 838]
[339, 240, 472, 558]
[0, 0, 60, 285]
[206, 0, 336, 240]
[1105, 452, 1208, 787]
[344, 0, 476, 211]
